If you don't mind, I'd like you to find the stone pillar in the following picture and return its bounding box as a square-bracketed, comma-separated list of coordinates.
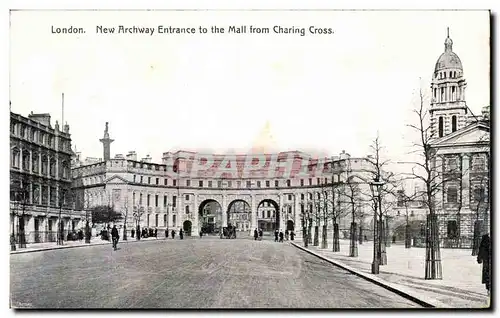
[251, 195, 257, 230]
[55, 156, 59, 179]
[38, 153, 42, 176]
[294, 193, 301, 234]
[29, 183, 33, 204]
[193, 194, 199, 234]
[222, 194, 228, 227]
[19, 148, 23, 172]
[462, 155, 470, 207]
[29, 150, 33, 173]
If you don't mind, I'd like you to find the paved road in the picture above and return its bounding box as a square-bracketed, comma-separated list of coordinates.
[10, 237, 421, 308]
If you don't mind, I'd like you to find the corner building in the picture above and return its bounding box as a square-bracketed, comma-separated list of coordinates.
[72, 125, 374, 237]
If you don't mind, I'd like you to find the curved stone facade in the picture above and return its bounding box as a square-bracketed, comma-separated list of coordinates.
[72, 150, 373, 236]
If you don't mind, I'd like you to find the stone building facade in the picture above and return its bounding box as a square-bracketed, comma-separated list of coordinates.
[71, 125, 375, 238]
[427, 30, 490, 248]
[10, 111, 86, 244]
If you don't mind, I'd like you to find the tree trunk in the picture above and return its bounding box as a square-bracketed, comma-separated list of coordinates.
[332, 222, 340, 252]
[313, 225, 319, 246]
[405, 224, 411, 248]
[385, 218, 391, 247]
[472, 220, 482, 256]
[303, 225, 308, 247]
[349, 222, 358, 257]
[425, 213, 443, 279]
[307, 224, 312, 244]
[321, 224, 328, 249]
[358, 225, 363, 245]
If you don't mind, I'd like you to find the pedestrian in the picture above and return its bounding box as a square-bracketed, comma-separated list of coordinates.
[477, 233, 491, 296]
[199, 230, 203, 238]
[279, 230, 284, 243]
[154, 228, 158, 238]
[180, 229, 184, 240]
[165, 229, 168, 239]
[171, 229, 176, 239]
[254, 228, 258, 241]
[274, 229, 279, 242]
[111, 225, 119, 251]
[131, 228, 135, 238]
[290, 231, 295, 241]
[285, 229, 289, 241]
[259, 229, 263, 241]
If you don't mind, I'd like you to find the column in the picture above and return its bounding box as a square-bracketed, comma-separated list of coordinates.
[29, 183, 33, 204]
[29, 150, 33, 173]
[462, 155, 470, 207]
[55, 156, 59, 179]
[251, 195, 257, 230]
[279, 194, 285, 230]
[193, 194, 199, 234]
[38, 153, 42, 176]
[19, 148, 23, 172]
[294, 193, 301, 234]
[222, 194, 228, 227]
[47, 186, 51, 207]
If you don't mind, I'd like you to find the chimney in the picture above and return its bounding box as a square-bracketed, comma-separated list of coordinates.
[126, 151, 137, 161]
[28, 113, 52, 128]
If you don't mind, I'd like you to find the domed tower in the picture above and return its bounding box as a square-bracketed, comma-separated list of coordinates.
[430, 28, 468, 139]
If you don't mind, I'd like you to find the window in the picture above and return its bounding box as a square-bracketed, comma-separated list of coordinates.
[133, 175, 136, 182]
[309, 178, 312, 185]
[148, 177, 151, 184]
[287, 180, 291, 187]
[185, 194, 189, 201]
[325, 178, 328, 184]
[447, 187, 457, 203]
[217, 180, 222, 188]
[452, 115, 457, 132]
[140, 176, 143, 183]
[288, 194, 292, 200]
[266, 181, 270, 187]
[228, 181, 232, 188]
[139, 193, 143, 205]
[397, 190, 404, 207]
[155, 214, 159, 227]
[300, 179, 304, 186]
[262, 211, 265, 218]
[447, 220, 458, 239]
[11, 148, 19, 168]
[172, 196, 177, 208]
[272, 211, 275, 217]
[185, 206, 190, 214]
[301, 204, 304, 213]
[173, 180, 177, 187]
[186, 180, 191, 187]
[473, 157, 486, 171]
[208, 181, 213, 188]
[447, 158, 458, 171]
[267, 210, 270, 218]
[473, 187, 485, 203]
[441, 87, 445, 101]
[257, 181, 261, 188]
[309, 193, 313, 200]
[301, 193, 304, 200]
[147, 194, 151, 206]
[237, 181, 241, 188]
[439, 117, 444, 137]
[246, 181, 251, 188]
[133, 192, 136, 204]
[173, 215, 176, 227]
[164, 178, 167, 186]
[155, 195, 159, 207]
[156, 178, 159, 185]
[163, 214, 167, 227]
[317, 178, 321, 184]
[20, 125, 26, 138]
[164, 195, 167, 208]
[275, 180, 279, 187]
[199, 180, 203, 187]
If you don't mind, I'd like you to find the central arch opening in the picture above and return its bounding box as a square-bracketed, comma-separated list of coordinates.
[198, 199, 223, 235]
[227, 200, 251, 232]
[257, 199, 279, 234]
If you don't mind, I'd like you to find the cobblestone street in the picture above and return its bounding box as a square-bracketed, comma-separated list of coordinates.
[10, 238, 421, 308]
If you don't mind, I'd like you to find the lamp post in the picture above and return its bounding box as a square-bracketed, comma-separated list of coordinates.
[370, 178, 385, 274]
[57, 189, 66, 246]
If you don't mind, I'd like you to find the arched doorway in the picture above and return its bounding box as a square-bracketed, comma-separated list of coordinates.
[183, 220, 192, 236]
[256, 199, 279, 233]
[198, 199, 223, 235]
[227, 200, 251, 232]
[286, 220, 294, 231]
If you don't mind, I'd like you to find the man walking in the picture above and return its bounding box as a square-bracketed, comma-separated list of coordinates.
[254, 228, 258, 241]
[111, 225, 119, 251]
[274, 229, 279, 242]
[477, 233, 491, 297]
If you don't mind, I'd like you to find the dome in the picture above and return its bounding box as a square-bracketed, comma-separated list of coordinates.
[434, 28, 463, 73]
[434, 51, 463, 72]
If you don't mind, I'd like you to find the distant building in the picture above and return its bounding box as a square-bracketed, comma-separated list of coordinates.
[10, 110, 86, 244]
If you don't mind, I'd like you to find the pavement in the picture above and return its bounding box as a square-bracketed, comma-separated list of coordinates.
[10, 237, 422, 309]
[291, 238, 490, 309]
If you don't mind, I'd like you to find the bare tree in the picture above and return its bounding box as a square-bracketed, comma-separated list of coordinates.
[404, 87, 444, 280]
[341, 173, 363, 257]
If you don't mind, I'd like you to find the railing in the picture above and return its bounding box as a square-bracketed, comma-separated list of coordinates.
[11, 230, 87, 244]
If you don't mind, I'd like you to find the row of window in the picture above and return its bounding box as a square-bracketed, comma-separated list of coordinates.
[132, 175, 335, 188]
[11, 122, 70, 152]
[11, 148, 70, 179]
[436, 70, 461, 80]
[446, 186, 486, 204]
[445, 156, 486, 171]
[437, 115, 458, 137]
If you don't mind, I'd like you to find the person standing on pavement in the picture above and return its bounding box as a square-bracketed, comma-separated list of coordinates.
[199, 230, 203, 238]
[290, 231, 295, 241]
[179, 228, 184, 240]
[279, 230, 284, 243]
[477, 233, 491, 296]
[154, 228, 158, 239]
[274, 229, 279, 242]
[111, 225, 119, 251]
[171, 229, 176, 239]
[259, 229, 263, 241]
[254, 228, 258, 240]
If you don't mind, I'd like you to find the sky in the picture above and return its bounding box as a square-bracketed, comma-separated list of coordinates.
[9, 10, 490, 166]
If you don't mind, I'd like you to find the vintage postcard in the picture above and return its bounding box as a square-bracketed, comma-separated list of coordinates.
[8, 9, 491, 309]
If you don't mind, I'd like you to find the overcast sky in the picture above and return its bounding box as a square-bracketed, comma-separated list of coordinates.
[9, 10, 490, 165]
